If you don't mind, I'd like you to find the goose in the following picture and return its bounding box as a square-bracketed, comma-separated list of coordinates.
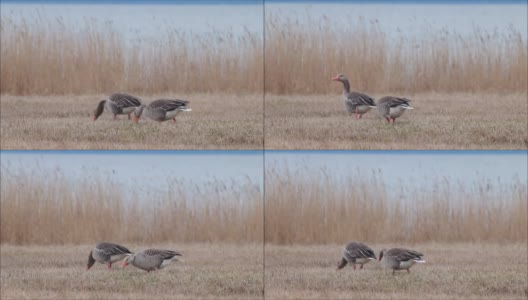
[93, 93, 142, 121]
[134, 99, 191, 123]
[379, 248, 425, 274]
[121, 249, 184, 272]
[332, 74, 376, 119]
[377, 96, 413, 124]
[337, 241, 377, 270]
[86, 242, 133, 270]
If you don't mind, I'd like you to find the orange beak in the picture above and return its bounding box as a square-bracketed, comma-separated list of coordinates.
[331, 75, 339, 81]
[134, 116, 140, 123]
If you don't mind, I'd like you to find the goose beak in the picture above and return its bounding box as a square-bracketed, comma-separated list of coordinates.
[331, 75, 339, 81]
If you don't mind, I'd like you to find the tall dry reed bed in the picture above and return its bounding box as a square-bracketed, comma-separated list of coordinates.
[265, 14, 527, 94]
[0, 16, 263, 95]
[0, 169, 263, 245]
[265, 167, 527, 244]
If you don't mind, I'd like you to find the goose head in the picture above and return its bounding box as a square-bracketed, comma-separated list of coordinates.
[379, 248, 386, 261]
[134, 105, 147, 123]
[121, 254, 135, 268]
[86, 250, 96, 270]
[93, 100, 106, 121]
[331, 74, 348, 82]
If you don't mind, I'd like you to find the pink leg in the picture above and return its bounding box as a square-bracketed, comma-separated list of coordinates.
[359, 114, 363, 119]
[353, 265, 356, 270]
[172, 118, 177, 123]
[406, 269, 410, 274]
[128, 114, 131, 120]
[385, 117, 391, 123]
[360, 264, 364, 270]
[107, 263, 112, 269]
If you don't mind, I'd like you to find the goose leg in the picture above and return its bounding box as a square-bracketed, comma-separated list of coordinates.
[107, 263, 112, 269]
[392, 270, 396, 275]
[360, 264, 364, 270]
[385, 117, 391, 123]
[113, 114, 117, 120]
[128, 114, 131, 120]
[359, 113, 363, 119]
[406, 269, 410, 274]
[391, 118, 396, 124]
[352, 264, 356, 270]
[172, 118, 177, 123]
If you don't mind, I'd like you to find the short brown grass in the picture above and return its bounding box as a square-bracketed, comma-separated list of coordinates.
[1, 243, 264, 299]
[0, 94, 263, 149]
[0, 16, 263, 95]
[0, 169, 263, 245]
[265, 93, 528, 149]
[265, 243, 528, 299]
[265, 15, 527, 94]
[265, 168, 527, 245]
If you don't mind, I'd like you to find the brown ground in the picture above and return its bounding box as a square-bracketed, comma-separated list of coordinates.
[0, 94, 263, 149]
[0, 243, 264, 299]
[265, 93, 528, 149]
[264, 243, 528, 299]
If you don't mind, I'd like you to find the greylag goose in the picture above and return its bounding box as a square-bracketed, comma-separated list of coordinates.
[121, 249, 183, 272]
[93, 93, 142, 121]
[337, 241, 377, 270]
[377, 96, 413, 124]
[86, 242, 133, 270]
[134, 99, 191, 123]
[332, 74, 376, 119]
[379, 248, 425, 274]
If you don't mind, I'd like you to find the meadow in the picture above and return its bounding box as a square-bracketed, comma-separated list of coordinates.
[264, 15, 527, 149]
[0, 168, 264, 298]
[265, 93, 527, 149]
[0, 94, 263, 149]
[263, 167, 527, 299]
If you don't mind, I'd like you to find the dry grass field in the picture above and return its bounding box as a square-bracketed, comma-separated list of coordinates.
[265, 93, 528, 149]
[0, 94, 263, 149]
[1, 243, 264, 299]
[264, 243, 528, 299]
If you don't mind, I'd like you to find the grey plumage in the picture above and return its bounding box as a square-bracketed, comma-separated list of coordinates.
[377, 96, 413, 124]
[122, 249, 184, 272]
[379, 248, 425, 274]
[337, 241, 376, 270]
[332, 74, 376, 119]
[86, 242, 133, 270]
[134, 99, 191, 123]
[93, 93, 142, 120]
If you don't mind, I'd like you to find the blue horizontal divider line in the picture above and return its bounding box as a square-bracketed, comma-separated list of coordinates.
[0, 150, 526, 155]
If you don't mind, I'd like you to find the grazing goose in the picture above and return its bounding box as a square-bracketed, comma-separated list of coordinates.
[377, 96, 413, 124]
[93, 93, 142, 121]
[332, 74, 376, 119]
[134, 99, 191, 123]
[121, 249, 184, 272]
[337, 241, 377, 270]
[86, 242, 133, 270]
[379, 248, 425, 274]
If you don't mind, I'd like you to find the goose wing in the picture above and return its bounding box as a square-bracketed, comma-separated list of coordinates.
[109, 93, 142, 108]
[345, 242, 376, 259]
[388, 248, 424, 262]
[96, 242, 132, 256]
[144, 249, 183, 260]
[347, 92, 376, 107]
[149, 99, 190, 112]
